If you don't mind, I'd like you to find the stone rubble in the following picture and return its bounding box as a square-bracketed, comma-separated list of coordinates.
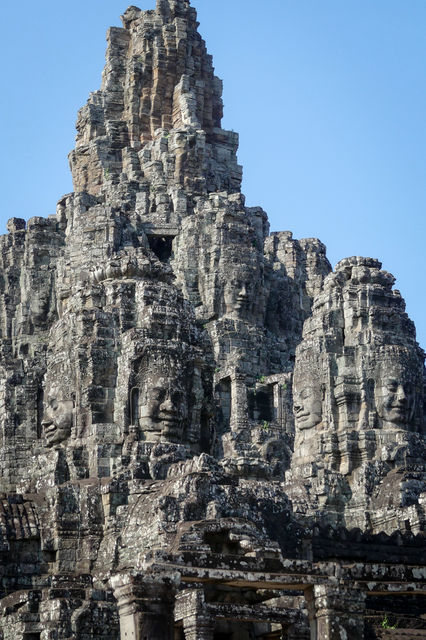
[0, 1, 424, 638]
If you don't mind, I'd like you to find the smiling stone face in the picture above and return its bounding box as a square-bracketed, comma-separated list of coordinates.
[292, 338, 325, 433]
[293, 382, 323, 431]
[136, 350, 191, 444]
[223, 277, 251, 317]
[42, 379, 74, 446]
[375, 377, 415, 426]
[373, 349, 421, 430]
[220, 256, 263, 323]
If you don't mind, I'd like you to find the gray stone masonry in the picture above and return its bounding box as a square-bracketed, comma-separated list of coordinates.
[0, 1, 424, 638]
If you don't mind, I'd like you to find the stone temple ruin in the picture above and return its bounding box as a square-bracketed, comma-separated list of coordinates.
[0, 1, 425, 638]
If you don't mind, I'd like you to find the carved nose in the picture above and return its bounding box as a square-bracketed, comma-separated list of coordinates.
[160, 395, 175, 412]
[397, 385, 407, 402]
[42, 409, 53, 424]
[238, 285, 248, 298]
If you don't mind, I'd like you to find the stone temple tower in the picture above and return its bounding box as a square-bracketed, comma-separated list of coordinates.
[0, 1, 424, 639]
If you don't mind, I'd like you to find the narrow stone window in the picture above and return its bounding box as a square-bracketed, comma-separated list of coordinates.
[216, 377, 231, 433]
[43, 549, 57, 563]
[249, 384, 274, 423]
[129, 387, 139, 426]
[256, 386, 274, 422]
[147, 234, 174, 262]
[200, 410, 211, 453]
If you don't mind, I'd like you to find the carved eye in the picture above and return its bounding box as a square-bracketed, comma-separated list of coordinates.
[171, 391, 184, 405]
[49, 399, 59, 411]
[153, 388, 165, 402]
[386, 381, 398, 392]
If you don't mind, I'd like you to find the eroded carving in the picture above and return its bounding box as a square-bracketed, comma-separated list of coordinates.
[293, 379, 324, 431]
[136, 348, 193, 444]
[42, 380, 74, 446]
[373, 346, 422, 431]
[0, 3, 424, 638]
[289, 257, 425, 533]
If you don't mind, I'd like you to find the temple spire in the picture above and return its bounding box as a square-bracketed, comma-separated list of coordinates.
[156, 0, 190, 20]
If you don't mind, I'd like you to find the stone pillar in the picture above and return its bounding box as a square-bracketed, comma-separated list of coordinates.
[230, 373, 248, 430]
[111, 573, 179, 640]
[305, 585, 365, 640]
[273, 381, 283, 425]
[183, 617, 215, 640]
[175, 589, 215, 640]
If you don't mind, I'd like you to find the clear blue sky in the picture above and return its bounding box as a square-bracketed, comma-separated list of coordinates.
[0, 1, 424, 348]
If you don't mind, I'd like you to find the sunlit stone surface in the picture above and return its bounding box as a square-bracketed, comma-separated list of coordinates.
[0, 3, 424, 638]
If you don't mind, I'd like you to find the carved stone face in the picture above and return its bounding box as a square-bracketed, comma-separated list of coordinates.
[371, 345, 424, 430]
[137, 352, 189, 443]
[375, 371, 416, 428]
[293, 381, 323, 431]
[223, 278, 251, 317]
[42, 380, 74, 446]
[222, 262, 262, 322]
